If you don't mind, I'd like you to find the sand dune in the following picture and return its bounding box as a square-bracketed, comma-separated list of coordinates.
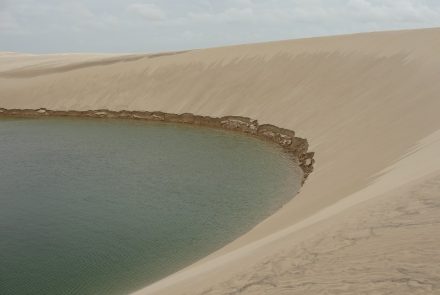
[1, 28, 440, 294]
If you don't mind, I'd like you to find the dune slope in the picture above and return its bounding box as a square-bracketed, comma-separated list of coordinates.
[1, 28, 440, 294]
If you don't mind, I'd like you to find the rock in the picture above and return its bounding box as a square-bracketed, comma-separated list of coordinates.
[258, 124, 296, 147]
[93, 110, 110, 117]
[151, 112, 166, 121]
[164, 113, 183, 123]
[180, 113, 195, 124]
[289, 137, 309, 156]
[116, 110, 133, 119]
[220, 116, 258, 134]
[131, 111, 153, 120]
[193, 116, 221, 127]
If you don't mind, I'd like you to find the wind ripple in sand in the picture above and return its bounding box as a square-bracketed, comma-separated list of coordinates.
[2, 28, 440, 295]
[197, 173, 440, 295]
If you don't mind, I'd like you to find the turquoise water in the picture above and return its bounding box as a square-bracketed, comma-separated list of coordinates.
[0, 117, 302, 295]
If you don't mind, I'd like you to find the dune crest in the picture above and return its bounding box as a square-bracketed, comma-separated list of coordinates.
[1, 28, 440, 294]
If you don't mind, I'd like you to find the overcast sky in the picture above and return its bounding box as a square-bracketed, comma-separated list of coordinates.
[1, 0, 440, 53]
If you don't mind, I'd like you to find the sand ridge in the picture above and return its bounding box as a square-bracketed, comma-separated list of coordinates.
[1, 28, 440, 294]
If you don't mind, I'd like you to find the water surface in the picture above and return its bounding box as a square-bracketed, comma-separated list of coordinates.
[0, 117, 302, 295]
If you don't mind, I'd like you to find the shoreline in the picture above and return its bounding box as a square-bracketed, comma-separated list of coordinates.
[1, 28, 440, 294]
[0, 114, 306, 295]
[0, 107, 314, 184]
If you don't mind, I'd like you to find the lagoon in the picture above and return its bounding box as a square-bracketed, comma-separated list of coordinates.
[0, 117, 302, 295]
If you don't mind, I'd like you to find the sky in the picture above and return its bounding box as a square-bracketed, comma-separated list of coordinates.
[1, 0, 440, 53]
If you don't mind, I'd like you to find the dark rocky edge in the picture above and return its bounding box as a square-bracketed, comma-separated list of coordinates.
[0, 108, 314, 183]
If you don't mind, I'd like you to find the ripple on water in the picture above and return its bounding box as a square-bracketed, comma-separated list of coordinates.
[0, 117, 302, 295]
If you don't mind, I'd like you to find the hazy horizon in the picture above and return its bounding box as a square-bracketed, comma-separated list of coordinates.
[2, 0, 440, 53]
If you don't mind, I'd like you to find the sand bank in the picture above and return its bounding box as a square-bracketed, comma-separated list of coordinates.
[1, 28, 440, 294]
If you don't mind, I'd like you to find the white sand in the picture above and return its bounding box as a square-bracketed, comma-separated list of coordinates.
[1, 28, 440, 294]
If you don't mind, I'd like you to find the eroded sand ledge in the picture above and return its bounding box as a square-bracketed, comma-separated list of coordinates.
[0, 107, 314, 182]
[1, 28, 440, 294]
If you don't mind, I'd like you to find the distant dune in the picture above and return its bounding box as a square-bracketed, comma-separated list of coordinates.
[1, 28, 440, 294]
